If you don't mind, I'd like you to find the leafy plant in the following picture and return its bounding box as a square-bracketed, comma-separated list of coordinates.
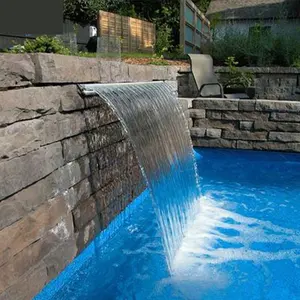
[154, 25, 172, 56]
[292, 57, 300, 68]
[7, 36, 71, 55]
[224, 56, 254, 88]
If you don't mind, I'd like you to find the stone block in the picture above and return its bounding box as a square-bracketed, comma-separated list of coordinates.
[270, 112, 300, 122]
[99, 60, 111, 83]
[189, 109, 206, 119]
[128, 64, 153, 82]
[190, 127, 206, 137]
[222, 130, 268, 141]
[84, 96, 104, 108]
[256, 100, 300, 112]
[279, 75, 297, 86]
[0, 54, 34, 89]
[43, 237, 77, 281]
[179, 98, 189, 111]
[236, 140, 253, 150]
[240, 121, 254, 131]
[110, 62, 130, 83]
[0, 86, 62, 127]
[94, 178, 125, 212]
[222, 111, 269, 122]
[59, 85, 85, 112]
[192, 98, 239, 110]
[32, 53, 101, 83]
[192, 137, 236, 149]
[269, 132, 300, 142]
[64, 178, 92, 212]
[152, 66, 168, 81]
[206, 110, 222, 119]
[0, 156, 90, 230]
[238, 100, 256, 111]
[1, 262, 48, 300]
[254, 121, 300, 132]
[62, 134, 89, 163]
[91, 140, 131, 172]
[84, 105, 118, 130]
[0, 213, 74, 293]
[237, 140, 300, 152]
[194, 119, 237, 130]
[0, 195, 68, 267]
[100, 202, 122, 229]
[87, 122, 126, 152]
[206, 128, 222, 138]
[167, 66, 180, 80]
[42, 112, 86, 145]
[75, 216, 100, 253]
[91, 154, 132, 192]
[72, 196, 97, 231]
[0, 119, 44, 161]
[0, 142, 63, 200]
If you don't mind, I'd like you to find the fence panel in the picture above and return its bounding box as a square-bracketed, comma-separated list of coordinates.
[180, 0, 211, 54]
[98, 10, 155, 53]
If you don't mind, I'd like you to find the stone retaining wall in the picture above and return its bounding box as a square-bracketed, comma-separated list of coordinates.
[0, 53, 180, 300]
[178, 67, 300, 101]
[190, 98, 300, 152]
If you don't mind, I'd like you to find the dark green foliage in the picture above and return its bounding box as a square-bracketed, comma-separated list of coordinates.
[63, 0, 101, 27]
[194, 0, 212, 13]
[207, 25, 300, 67]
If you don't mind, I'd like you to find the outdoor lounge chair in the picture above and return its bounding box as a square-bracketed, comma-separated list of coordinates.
[187, 54, 249, 99]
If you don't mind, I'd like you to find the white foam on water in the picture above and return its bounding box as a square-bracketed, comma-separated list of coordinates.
[173, 195, 300, 273]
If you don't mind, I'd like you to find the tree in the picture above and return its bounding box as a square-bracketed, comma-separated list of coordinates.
[63, 0, 103, 27]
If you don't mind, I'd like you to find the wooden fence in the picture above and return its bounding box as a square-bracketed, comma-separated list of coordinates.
[180, 0, 211, 54]
[97, 10, 156, 53]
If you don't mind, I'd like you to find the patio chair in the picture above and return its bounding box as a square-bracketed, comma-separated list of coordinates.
[187, 54, 249, 99]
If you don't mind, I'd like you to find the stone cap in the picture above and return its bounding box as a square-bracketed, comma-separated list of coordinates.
[215, 66, 300, 74]
[0, 53, 182, 89]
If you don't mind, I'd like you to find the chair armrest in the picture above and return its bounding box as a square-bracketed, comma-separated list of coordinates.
[198, 82, 224, 98]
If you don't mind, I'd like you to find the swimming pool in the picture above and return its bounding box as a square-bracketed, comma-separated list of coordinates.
[36, 148, 300, 300]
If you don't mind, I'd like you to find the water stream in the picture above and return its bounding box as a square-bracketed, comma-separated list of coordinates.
[81, 82, 201, 270]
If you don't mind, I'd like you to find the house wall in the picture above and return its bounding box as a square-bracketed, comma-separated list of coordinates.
[190, 98, 300, 153]
[213, 18, 300, 38]
[0, 53, 180, 300]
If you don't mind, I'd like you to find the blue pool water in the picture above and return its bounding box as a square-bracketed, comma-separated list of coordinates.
[36, 148, 300, 300]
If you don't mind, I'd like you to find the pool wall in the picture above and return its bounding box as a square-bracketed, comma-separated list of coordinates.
[0, 53, 180, 300]
[189, 98, 300, 152]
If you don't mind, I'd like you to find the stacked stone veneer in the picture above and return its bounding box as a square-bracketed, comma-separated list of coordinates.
[178, 67, 300, 101]
[189, 98, 300, 152]
[0, 53, 180, 300]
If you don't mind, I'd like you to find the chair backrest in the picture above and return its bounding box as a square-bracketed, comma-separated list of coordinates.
[188, 54, 221, 97]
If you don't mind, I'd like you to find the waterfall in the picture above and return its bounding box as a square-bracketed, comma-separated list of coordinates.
[80, 82, 201, 270]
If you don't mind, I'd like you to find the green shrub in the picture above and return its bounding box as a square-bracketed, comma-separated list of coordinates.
[154, 25, 172, 56]
[208, 24, 300, 67]
[224, 56, 254, 88]
[8, 36, 71, 55]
